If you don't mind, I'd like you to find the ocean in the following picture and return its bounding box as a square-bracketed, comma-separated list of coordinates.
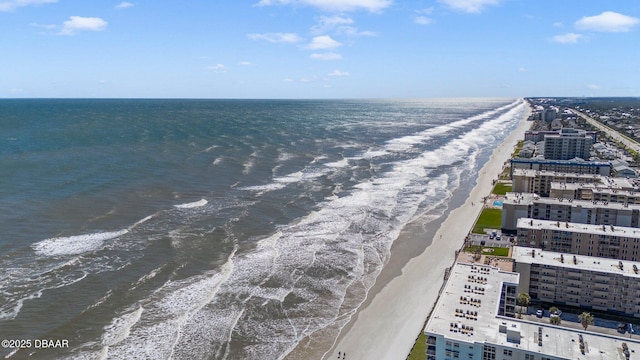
[0, 98, 527, 359]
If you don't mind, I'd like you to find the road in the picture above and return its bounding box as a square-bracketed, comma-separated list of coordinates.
[570, 108, 640, 154]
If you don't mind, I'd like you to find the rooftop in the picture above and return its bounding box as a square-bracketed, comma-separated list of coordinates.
[517, 217, 640, 240]
[425, 262, 640, 359]
[512, 246, 640, 279]
[551, 181, 640, 196]
[512, 168, 603, 180]
[504, 192, 640, 211]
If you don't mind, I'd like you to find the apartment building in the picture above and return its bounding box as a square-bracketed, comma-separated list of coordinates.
[511, 169, 603, 197]
[510, 158, 611, 178]
[424, 261, 640, 359]
[501, 192, 640, 233]
[550, 182, 640, 205]
[512, 246, 640, 317]
[524, 130, 597, 144]
[543, 128, 592, 161]
[516, 218, 640, 261]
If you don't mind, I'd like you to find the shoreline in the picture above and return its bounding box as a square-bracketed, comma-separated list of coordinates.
[324, 103, 533, 359]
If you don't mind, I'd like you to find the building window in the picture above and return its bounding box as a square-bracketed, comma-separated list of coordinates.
[503, 349, 513, 356]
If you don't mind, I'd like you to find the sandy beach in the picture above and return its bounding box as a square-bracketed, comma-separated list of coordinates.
[326, 103, 532, 360]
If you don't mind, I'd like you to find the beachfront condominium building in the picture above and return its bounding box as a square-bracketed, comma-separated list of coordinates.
[511, 169, 603, 197]
[424, 261, 640, 359]
[550, 182, 640, 204]
[516, 218, 640, 261]
[501, 192, 640, 233]
[543, 128, 593, 161]
[524, 130, 598, 144]
[512, 246, 640, 318]
[509, 158, 611, 178]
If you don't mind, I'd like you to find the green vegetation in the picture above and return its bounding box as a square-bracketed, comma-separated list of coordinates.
[517, 293, 531, 307]
[550, 316, 561, 325]
[407, 331, 426, 360]
[465, 245, 510, 257]
[579, 312, 595, 330]
[491, 182, 511, 195]
[499, 166, 511, 180]
[472, 208, 502, 234]
[512, 140, 524, 157]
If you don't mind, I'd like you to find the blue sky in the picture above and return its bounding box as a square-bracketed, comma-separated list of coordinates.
[1, 0, 639, 98]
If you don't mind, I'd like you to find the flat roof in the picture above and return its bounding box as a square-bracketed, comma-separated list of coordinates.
[424, 262, 640, 358]
[512, 246, 640, 279]
[517, 217, 640, 240]
[504, 192, 640, 211]
[511, 158, 611, 166]
[512, 169, 603, 180]
[550, 181, 640, 196]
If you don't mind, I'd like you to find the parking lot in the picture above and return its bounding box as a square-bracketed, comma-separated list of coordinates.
[467, 231, 515, 248]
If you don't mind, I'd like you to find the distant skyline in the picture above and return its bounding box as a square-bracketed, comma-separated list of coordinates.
[2, 0, 639, 98]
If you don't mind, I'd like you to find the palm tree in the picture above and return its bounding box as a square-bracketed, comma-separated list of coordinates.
[550, 316, 561, 325]
[579, 312, 594, 330]
[517, 293, 531, 307]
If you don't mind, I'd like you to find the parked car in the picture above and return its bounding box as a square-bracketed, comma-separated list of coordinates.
[536, 309, 543, 318]
[618, 323, 629, 333]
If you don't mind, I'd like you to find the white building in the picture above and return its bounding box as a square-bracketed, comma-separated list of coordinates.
[512, 246, 640, 317]
[424, 261, 640, 359]
[543, 128, 592, 161]
[501, 192, 640, 233]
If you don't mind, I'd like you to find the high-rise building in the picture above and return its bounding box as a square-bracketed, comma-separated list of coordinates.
[543, 128, 593, 161]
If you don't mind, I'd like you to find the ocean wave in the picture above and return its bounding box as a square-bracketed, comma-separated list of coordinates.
[31, 230, 129, 257]
[174, 199, 208, 209]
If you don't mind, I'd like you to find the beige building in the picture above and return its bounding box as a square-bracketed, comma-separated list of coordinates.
[543, 128, 593, 161]
[510, 158, 611, 178]
[512, 169, 603, 197]
[512, 246, 640, 317]
[502, 192, 640, 233]
[550, 181, 640, 205]
[516, 218, 640, 261]
[424, 261, 640, 359]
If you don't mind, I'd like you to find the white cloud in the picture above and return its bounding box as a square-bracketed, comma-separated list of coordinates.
[0, 0, 56, 12]
[239, 61, 255, 66]
[247, 32, 302, 43]
[553, 21, 563, 27]
[587, 84, 600, 90]
[518, 67, 527, 72]
[255, 0, 393, 13]
[438, 0, 500, 13]
[310, 52, 342, 60]
[306, 35, 341, 49]
[552, 32, 583, 44]
[207, 64, 226, 72]
[115, 2, 134, 9]
[311, 15, 375, 37]
[575, 11, 639, 32]
[59, 16, 108, 36]
[415, 16, 432, 25]
[311, 15, 353, 34]
[328, 70, 349, 76]
[30, 22, 58, 30]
